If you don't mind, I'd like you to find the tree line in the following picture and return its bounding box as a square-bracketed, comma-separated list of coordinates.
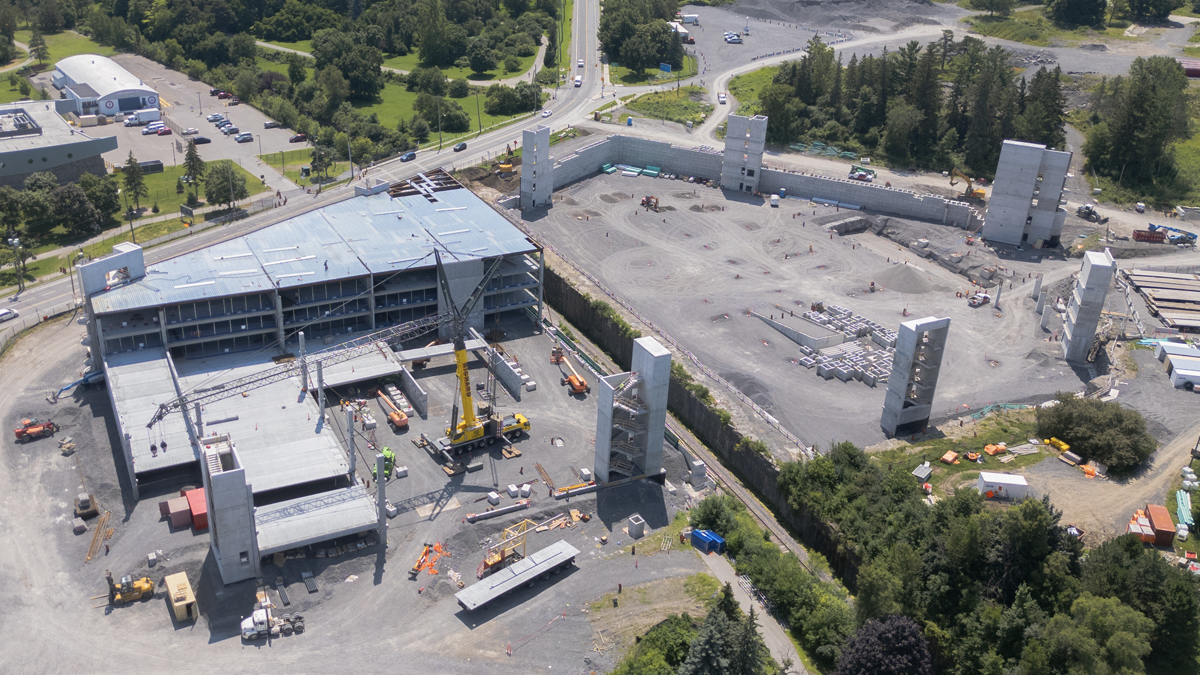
[598, 0, 685, 75]
[751, 33, 1067, 177]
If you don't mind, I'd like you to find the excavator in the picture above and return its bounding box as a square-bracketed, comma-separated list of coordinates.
[106, 570, 154, 605]
[433, 251, 530, 458]
[950, 168, 986, 203]
[559, 354, 590, 394]
[640, 196, 660, 212]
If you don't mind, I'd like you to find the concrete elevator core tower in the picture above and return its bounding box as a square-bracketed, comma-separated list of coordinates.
[520, 125, 552, 210]
[1063, 250, 1115, 362]
[881, 316, 950, 438]
[721, 115, 767, 194]
[983, 140, 1071, 248]
[594, 337, 671, 482]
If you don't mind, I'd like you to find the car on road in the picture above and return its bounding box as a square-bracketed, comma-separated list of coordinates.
[541, 109, 552, 118]
[222, 126, 241, 135]
[0, 308, 18, 323]
[289, 134, 307, 143]
[717, 92, 727, 104]
[206, 113, 224, 122]
[263, 121, 280, 129]
[157, 127, 173, 136]
[230, 97, 240, 105]
[141, 125, 162, 135]
[577, 59, 584, 68]
[183, 127, 199, 135]
[217, 91, 232, 99]
[453, 142, 467, 152]
[192, 136, 211, 144]
[400, 152, 416, 162]
[725, 36, 742, 44]
[210, 88, 222, 96]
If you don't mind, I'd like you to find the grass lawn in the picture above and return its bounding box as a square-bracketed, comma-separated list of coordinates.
[626, 85, 713, 125]
[1167, 462, 1200, 557]
[870, 410, 1042, 497]
[728, 64, 778, 116]
[382, 50, 539, 82]
[1072, 119, 1200, 208]
[964, 8, 1134, 47]
[264, 39, 313, 55]
[0, 79, 34, 104]
[257, 148, 351, 187]
[119, 162, 269, 222]
[610, 54, 698, 85]
[15, 29, 115, 67]
[353, 81, 525, 147]
[557, 0, 575, 73]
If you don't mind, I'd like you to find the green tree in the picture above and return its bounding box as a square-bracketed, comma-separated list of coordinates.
[203, 161, 249, 210]
[310, 144, 332, 183]
[417, 0, 451, 66]
[410, 117, 430, 143]
[183, 140, 206, 199]
[543, 18, 557, 69]
[677, 608, 732, 675]
[78, 172, 120, 221]
[855, 563, 901, 625]
[317, 65, 350, 108]
[466, 36, 497, 74]
[713, 583, 741, 622]
[122, 152, 148, 213]
[1020, 593, 1153, 674]
[1036, 393, 1156, 471]
[448, 78, 469, 98]
[287, 55, 307, 86]
[234, 69, 257, 101]
[50, 184, 99, 236]
[882, 102, 922, 161]
[835, 615, 933, 675]
[1045, 0, 1108, 25]
[620, 29, 658, 74]
[689, 494, 741, 535]
[728, 607, 770, 675]
[28, 28, 49, 65]
[969, 0, 1016, 15]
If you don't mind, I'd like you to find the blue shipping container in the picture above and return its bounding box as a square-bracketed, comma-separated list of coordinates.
[691, 529, 726, 554]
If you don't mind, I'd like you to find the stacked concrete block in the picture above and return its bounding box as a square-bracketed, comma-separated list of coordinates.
[1063, 250, 1115, 362]
[983, 140, 1071, 247]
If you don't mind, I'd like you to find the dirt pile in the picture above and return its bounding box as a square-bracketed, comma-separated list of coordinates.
[728, 0, 960, 33]
[873, 263, 935, 294]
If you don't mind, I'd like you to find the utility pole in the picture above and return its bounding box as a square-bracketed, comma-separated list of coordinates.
[437, 96, 443, 152]
[123, 192, 137, 244]
[476, 88, 482, 136]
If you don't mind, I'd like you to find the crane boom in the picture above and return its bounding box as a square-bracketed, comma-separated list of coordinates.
[147, 312, 450, 429]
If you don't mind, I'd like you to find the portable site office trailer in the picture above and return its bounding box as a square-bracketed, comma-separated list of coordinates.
[164, 572, 198, 622]
[977, 472, 1028, 500]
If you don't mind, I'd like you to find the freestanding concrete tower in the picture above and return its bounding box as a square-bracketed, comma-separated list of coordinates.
[983, 140, 1071, 247]
[520, 125, 552, 210]
[881, 317, 950, 437]
[594, 336, 671, 482]
[1063, 250, 1115, 362]
[721, 115, 767, 194]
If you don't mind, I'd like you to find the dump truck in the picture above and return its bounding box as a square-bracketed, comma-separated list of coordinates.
[560, 355, 590, 394]
[106, 570, 154, 605]
[14, 418, 58, 442]
[241, 606, 305, 639]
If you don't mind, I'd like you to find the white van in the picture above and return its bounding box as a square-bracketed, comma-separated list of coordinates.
[574, 75, 583, 87]
[770, 194, 779, 207]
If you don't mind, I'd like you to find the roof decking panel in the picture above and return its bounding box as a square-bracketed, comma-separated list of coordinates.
[243, 212, 371, 289]
[106, 349, 196, 474]
[254, 485, 379, 555]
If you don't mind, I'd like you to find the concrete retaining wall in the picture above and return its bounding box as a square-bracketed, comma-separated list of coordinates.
[543, 265, 862, 586]
[759, 169, 979, 228]
[552, 136, 723, 190]
[471, 334, 524, 401]
[398, 366, 428, 418]
[750, 311, 843, 350]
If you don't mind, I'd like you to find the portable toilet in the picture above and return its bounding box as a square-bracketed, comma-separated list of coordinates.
[780, 188, 786, 200]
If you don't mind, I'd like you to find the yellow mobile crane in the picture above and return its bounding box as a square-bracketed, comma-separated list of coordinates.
[433, 251, 530, 458]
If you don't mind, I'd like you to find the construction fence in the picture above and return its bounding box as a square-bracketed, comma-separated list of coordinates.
[0, 301, 83, 359]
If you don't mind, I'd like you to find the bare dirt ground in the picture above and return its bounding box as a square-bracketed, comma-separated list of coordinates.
[585, 573, 712, 663]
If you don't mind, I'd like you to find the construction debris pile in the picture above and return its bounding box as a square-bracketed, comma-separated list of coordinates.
[795, 305, 895, 387]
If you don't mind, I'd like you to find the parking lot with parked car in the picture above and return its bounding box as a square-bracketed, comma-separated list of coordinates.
[33, 54, 303, 179]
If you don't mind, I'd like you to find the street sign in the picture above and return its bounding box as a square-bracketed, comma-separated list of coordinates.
[660, 63, 671, 73]
[180, 204, 194, 218]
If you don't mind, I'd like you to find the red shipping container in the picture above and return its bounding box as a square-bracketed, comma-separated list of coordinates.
[185, 488, 208, 531]
[1146, 504, 1175, 546]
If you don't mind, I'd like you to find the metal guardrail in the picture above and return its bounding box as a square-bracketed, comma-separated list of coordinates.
[506, 213, 813, 459]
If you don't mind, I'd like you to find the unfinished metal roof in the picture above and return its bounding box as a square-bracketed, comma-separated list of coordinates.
[91, 237, 276, 314]
[254, 484, 379, 555]
[90, 179, 536, 314]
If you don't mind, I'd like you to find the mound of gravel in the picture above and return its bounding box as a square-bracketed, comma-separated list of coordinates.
[873, 264, 934, 294]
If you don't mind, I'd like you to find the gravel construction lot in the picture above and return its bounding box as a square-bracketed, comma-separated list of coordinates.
[705, 0, 965, 34]
[527, 173, 1093, 449]
[0, 312, 705, 674]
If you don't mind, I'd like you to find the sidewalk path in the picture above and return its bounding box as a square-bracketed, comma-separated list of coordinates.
[256, 41, 547, 87]
[699, 551, 807, 673]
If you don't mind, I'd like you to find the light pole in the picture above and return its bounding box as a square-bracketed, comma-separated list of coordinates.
[121, 191, 137, 244]
[7, 236, 24, 293]
[475, 88, 482, 137]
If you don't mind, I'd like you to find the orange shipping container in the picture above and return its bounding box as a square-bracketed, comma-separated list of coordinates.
[940, 451, 958, 465]
[1145, 504, 1175, 546]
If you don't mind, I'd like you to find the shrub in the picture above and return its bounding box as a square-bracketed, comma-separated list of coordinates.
[1035, 392, 1156, 471]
